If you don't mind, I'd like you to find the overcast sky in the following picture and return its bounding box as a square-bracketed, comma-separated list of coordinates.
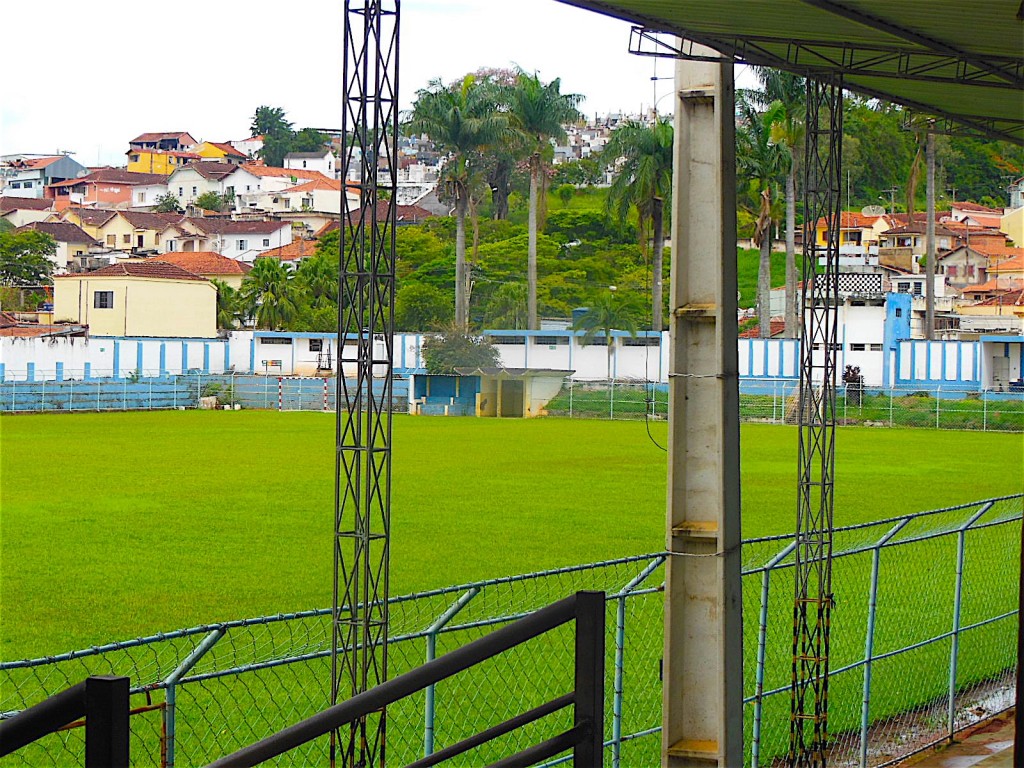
[2, 0, 747, 167]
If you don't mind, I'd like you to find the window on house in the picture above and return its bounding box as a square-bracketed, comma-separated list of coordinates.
[261, 337, 293, 345]
[533, 336, 569, 346]
[897, 282, 911, 293]
[283, 198, 291, 209]
[913, 282, 923, 296]
[302, 160, 307, 168]
[309, 339, 323, 351]
[967, 265, 975, 277]
[123, 234, 131, 244]
[23, 181, 33, 188]
[10, 182, 20, 188]
[226, 186, 234, 196]
[130, 154, 140, 162]
[262, 238, 270, 247]
[850, 343, 866, 351]
[191, 186, 197, 196]
[623, 336, 661, 347]
[106, 234, 116, 246]
[136, 192, 145, 203]
[169, 241, 177, 251]
[947, 265, 958, 277]
[178, 187, 184, 196]
[870, 343, 884, 351]
[237, 239, 247, 250]
[895, 308, 903, 317]
[488, 335, 526, 345]
[93, 291, 114, 309]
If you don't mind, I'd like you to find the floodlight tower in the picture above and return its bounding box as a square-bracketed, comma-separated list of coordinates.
[789, 75, 843, 768]
[332, 2, 399, 767]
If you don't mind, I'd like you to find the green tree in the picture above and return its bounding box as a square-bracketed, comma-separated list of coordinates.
[0, 230, 56, 285]
[571, 291, 640, 380]
[482, 282, 528, 329]
[153, 192, 182, 213]
[754, 68, 805, 338]
[239, 258, 298, 330]
[395, 283, 453, 331]
[409, 75, 509, 330]
[194, 191, 230, 212]
[291, 128, 329, 154]
[737, 95, 786, 338]
[421, 326, 501, 374]
[251, 106, 292, 138]
[602, 118, 674, 331]
[210, 279, 244, 329]
[509, 71, 582, 330]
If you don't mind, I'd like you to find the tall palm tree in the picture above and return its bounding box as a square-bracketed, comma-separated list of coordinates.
[755, 68, 805, 338]
[509, 71, 582, 330]
[737, 95, 786, 337]
[602, 118, 674, 331]
[210, 279, 243, 330]
[409, 76, 509, 330]
[571, 291, 639, 381]
[239, 258, 298, 330]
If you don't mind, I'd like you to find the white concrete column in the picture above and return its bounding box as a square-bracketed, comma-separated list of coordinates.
[662, 45, 743, 768]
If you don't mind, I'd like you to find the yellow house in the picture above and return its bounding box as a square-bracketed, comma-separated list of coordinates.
[193, 142, 247, 165]
[127, 149, 201, 175]
[814, 212, 892, 247]
[1001, 207, 1023, 247]
[53, 261, 216, 337]
[60, 209, 131, 249]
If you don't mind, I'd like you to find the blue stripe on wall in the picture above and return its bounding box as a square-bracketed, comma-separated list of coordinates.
[137, 342, 144, 375]
[159, 343, 167, 376]
[55, 362, 64, 381]
[203, 343, 210, 373]
[113, 340, 120, 379]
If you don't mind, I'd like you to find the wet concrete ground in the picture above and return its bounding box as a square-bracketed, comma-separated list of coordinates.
[900, 711, 1014, 767]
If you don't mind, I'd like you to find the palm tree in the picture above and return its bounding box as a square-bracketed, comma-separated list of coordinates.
[755, 68, 805, 338]
[737, 96, 786, 338]
[409, 76, 509, 330]
[239, 258, 298, 330]
[484, 282, 528, 329]
[602, 118, 674, 331]
[571, 291, 640, 381]
[509, 71, 582, 330]
[210, 279, 243, 330]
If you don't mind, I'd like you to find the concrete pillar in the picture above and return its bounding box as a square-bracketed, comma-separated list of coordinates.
[662, 45, 743, 768]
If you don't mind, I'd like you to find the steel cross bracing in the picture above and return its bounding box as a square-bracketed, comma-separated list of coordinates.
[789, 76, 842, 768]
[332, 2, 399, 768]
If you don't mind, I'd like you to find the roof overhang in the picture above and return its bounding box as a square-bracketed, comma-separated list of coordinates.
[558, 0, 1024, 144]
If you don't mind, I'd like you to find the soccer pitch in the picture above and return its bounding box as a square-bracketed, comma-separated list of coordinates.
[1, 411, 1020, 658]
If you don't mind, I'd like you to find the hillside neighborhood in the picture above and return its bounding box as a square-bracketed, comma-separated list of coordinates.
[1, 115, 1022, 393]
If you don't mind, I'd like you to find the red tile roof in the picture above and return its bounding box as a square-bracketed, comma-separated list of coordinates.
[64, 208, 119, 227]
[154, 252, 251, 275]
[0, 197, 53, 212]
[953, 201, 1003, 214]
[17, 221, 97, 244]
[739, 320, 785, 338]
[961, 279, 1013, 294]
[813, 211, 889, 230]
[241, 163, 332, 182]
[988, 254, 1024, 273]
[119, 211, 185, 230]
[977, 289, 1024, 307]
[185, 218, 289, 235]
[177, 161, 238, 181]
[258, 239, 319, 261]
[205, 142, 246, 158]
[24, 156, 64, 169]
[130, 132, 196, 144]
[47, 168, 168, 188]
[58, 261, 208, 281]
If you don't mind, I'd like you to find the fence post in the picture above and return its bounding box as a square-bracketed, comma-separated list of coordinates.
[163, 628, 225, 768]
[947, 502, 993, 740]
[889, 388, 894, 428]
[935, 386, 941, 429]
[123, 378, 128, 411]
[611, 556, 665, 768]
[8, 378, 13, 412]
[860, 519, 911, 767]
[573, 591, 605, 768]
[423, 588, 480, 759]
[610, 379, 615, 420]
[982, 390, 987, 432]
[96, 378, 101, 411]
[569, 378, 574, 419]
[69, 377, 74, 411]
[751, 541, 796, 768]
[84, 675, 130, 768]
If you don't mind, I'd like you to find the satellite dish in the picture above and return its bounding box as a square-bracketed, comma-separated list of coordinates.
[862, 205, 886, 217]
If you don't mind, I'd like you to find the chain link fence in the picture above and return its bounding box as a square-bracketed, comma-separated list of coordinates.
[544, 378, 1024, 432]
[0, 371, 410, 414]
[2, 496, 1019, 767]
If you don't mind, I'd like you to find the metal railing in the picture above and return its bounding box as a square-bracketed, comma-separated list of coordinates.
[0, 676, 129, 768]
[1, 496, 1020, 768]
[544, 378, 1024, 431]
[209, 591, 604, 768]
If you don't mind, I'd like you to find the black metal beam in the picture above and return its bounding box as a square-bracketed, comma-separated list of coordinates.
[797, 0, 1024, 87]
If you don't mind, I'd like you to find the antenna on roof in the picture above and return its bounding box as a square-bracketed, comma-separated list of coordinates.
[861, 205, 886, 217]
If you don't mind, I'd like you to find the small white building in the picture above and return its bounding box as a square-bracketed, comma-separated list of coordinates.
[285, 151, 337, 178]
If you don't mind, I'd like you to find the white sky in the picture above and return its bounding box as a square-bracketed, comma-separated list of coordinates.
[2, 0, 749, 167]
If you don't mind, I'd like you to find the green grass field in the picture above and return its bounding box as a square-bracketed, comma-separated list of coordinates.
[1, 411, 1021, 659]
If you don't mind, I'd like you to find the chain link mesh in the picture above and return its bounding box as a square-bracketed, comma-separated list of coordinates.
[2, 498, 1019, 767]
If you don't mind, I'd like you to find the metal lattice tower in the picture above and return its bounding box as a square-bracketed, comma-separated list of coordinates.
[789, 75, 843, 768]
[332, 2, 399, 767]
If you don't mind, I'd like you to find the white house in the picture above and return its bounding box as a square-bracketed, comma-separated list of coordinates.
[230, 136, 264, 160]
[167, 162, 239, 207]
[285, 151, 337, 178]
[169, 219, 292, 263]
[1, 155, 89, 199]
